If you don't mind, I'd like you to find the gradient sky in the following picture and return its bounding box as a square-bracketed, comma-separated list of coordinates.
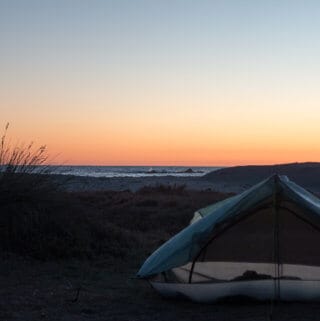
[1, 0, 320, 166]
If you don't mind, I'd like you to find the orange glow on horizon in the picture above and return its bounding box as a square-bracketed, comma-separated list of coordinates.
[4, 105, 320, 167]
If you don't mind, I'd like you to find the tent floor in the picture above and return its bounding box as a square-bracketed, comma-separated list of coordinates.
[151, 280, 320, 302]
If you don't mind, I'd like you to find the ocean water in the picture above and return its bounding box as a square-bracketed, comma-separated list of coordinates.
[53, 166, 222, 178]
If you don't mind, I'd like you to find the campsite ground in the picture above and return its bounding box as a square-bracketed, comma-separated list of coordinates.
[2, 257, 320, 321]
[2, 184, 320, 321]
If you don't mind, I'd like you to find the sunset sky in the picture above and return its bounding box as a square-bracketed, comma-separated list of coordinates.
[1, 0, 320, 166]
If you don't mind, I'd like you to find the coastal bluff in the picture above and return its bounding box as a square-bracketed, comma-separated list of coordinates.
[203, 162, 320, 192]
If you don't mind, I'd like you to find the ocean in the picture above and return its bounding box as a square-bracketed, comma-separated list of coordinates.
[53, 166, 222, 178]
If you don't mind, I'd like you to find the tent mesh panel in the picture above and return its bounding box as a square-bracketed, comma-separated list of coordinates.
[189, 206, 276, 283]
[279, 203, 320, 280]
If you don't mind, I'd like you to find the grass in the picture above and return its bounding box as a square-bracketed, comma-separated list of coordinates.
[1, 182, 231, 261]
[0, 123, 57, 206]
[0, 124, 84, 259]
[138, 183, 187, 195]
[74, 188, 232, 264]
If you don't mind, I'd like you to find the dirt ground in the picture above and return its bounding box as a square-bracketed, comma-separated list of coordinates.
[1, 257, 320, 321]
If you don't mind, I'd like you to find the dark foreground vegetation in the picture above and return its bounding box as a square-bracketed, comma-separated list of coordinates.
[1, 180, 230, 261]
[2, 185, 320, 321]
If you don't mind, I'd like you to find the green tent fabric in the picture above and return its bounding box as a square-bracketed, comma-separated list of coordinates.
[137, 174, 320, 278]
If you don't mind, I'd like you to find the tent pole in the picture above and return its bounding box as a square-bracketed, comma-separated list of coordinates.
[272, 175, 281, 301]
[270, 176, 280, 320]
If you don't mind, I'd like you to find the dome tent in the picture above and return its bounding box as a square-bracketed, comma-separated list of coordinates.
[137, 175, 320, 302]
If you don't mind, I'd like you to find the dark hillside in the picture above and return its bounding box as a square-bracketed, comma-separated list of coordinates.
[203, 162, 320, 192]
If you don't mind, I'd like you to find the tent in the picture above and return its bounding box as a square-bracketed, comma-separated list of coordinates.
[137, 175, 320, 302]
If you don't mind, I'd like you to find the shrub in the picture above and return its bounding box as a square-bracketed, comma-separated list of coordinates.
[138, 183, 187, 195]
[0, 123, 58, 207]
[0, 124, 83, 259]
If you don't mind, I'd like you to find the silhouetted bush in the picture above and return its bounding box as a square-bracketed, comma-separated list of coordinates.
[135, 199, 158, 207]
[0, 123, 58, 207]
[0, 124, 96, 259]
[138, 183, 187, 195]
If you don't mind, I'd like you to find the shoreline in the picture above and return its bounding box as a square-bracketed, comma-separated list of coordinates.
[50, 162, 320, 194]
[55, 174, 247, 194]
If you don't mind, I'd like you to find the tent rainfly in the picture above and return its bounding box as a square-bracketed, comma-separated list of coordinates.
[137, 175, 320, 302]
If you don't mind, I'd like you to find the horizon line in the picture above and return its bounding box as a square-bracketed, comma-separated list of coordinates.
[46, 161, 320, 167]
